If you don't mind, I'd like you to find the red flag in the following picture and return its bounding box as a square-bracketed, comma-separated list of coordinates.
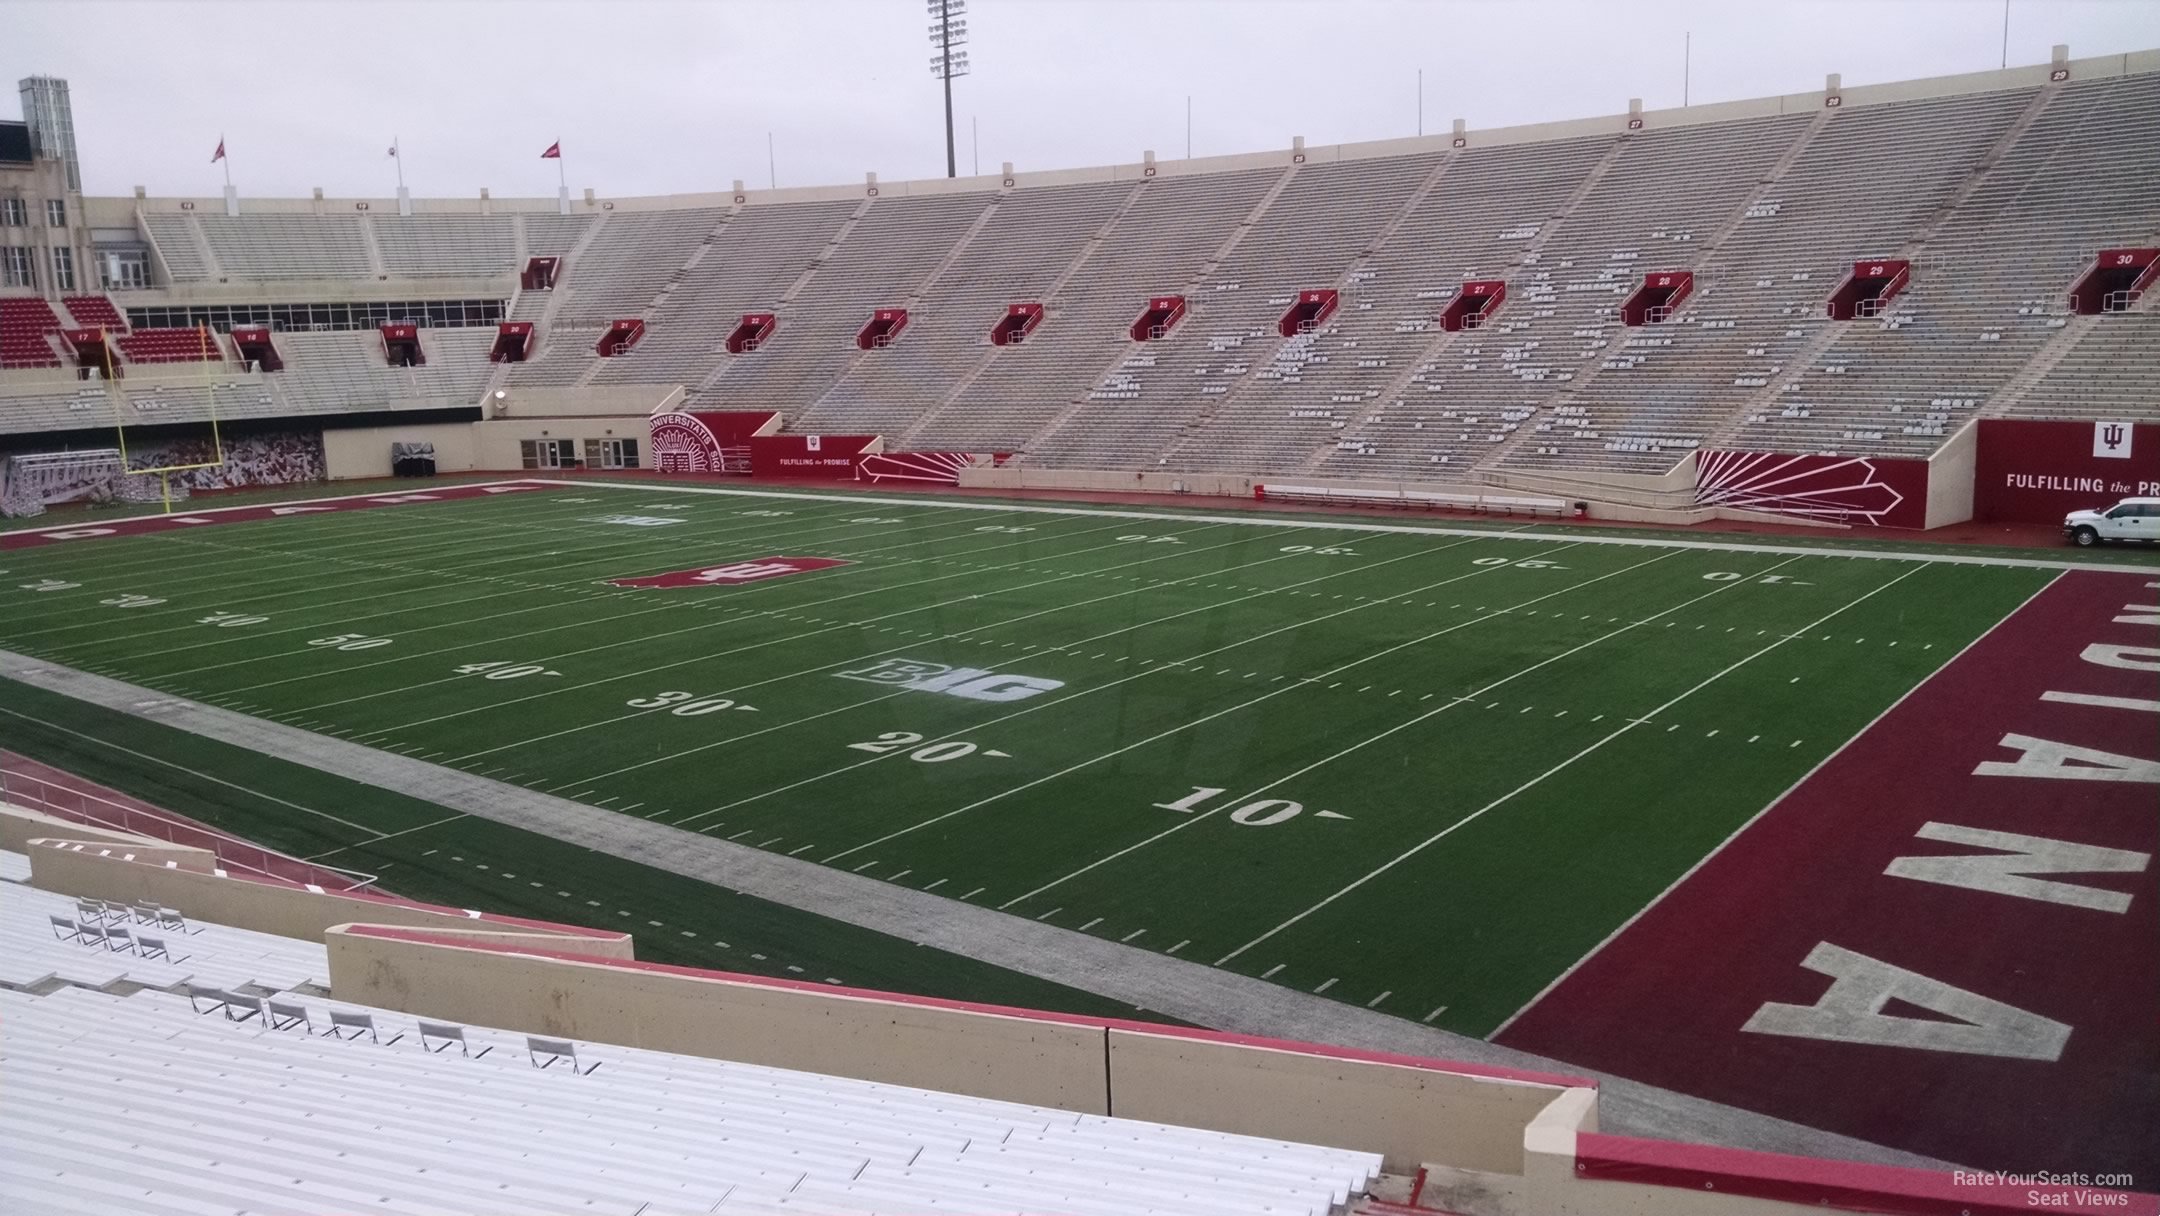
[540, 141, 561, 159]
[211, 138, 226, 163]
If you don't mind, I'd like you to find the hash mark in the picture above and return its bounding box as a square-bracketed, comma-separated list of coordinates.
[1314, 978, 1338, 994]
[1168, 940, 1190, 954]
[1121, 929, 1146, 942]
[1263, 963, 1286, 979]
[1367, 990, 1391, 1008]
[1423, 1006, 1447, 1023]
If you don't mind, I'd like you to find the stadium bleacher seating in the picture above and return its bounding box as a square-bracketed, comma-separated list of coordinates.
[0, 298, 64, 369]
[115, 326, 224, 364]
[7, 56, 2158, 471]
[59, 295, 125, 332]
[0, 846, 1385, 1216]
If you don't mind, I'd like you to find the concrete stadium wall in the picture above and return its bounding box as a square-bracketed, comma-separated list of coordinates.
[24, 840, 633, 957]
[326, 926, 1115, 1113]
[324, 925, 1591, 1172]
[1, 803, 199, 856]
[1512, 1092, 2146, 1216]
[470, 416, 659, 471]
[321, 421, 478, 480]
[1924, 420, 1978, 530]
[1105, 1027, 1559, 1175]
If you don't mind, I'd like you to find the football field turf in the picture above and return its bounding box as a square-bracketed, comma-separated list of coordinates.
[0, 480, 2078, 1035]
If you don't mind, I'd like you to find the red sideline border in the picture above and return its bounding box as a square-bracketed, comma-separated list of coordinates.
[338, 923, 1593, 1090]
[1575, 1133, 2159, 1216]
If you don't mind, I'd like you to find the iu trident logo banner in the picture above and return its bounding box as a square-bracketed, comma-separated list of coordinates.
[606, 556, 851, 588]
[2093, 420, 2133, 460]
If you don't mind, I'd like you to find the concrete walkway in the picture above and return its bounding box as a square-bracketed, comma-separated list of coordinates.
[1, 648, 1953, 1171]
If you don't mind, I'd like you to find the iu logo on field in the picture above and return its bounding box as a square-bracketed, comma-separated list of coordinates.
[836, 657, 1065, 702]
[606, 556, 852, 589]
[2092, 419, 2133, 460]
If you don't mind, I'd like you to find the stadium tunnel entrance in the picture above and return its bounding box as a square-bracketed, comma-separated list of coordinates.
[991, 302, 1043, 346]
[490, 321, 534, 363]
[231, 325, 283, 372]
[1277, 289, 1339, 337]
[856, 309, 909, 350]
[1826, 259, 1911, 319]
[1622, 272, 1694, 326]
[1130, 295, 1186, 341]
[727, 313, 775, 354]
[379, 324, 424, 368]
[2069, 247, 2158, 314]
[1441, 280, 1507, 332]
[595, 318, 644, 357]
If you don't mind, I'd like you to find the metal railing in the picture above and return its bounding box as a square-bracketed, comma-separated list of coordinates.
[0, 758, 377, 893]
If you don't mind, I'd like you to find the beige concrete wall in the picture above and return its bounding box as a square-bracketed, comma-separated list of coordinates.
[326, 927, 1111, 1112]
[321, 421, 479, 480]
[26, 843, 632, 956]
[490, 385, 678, 418]
[1107, 1029, 1562, 1174]
[1, 804, 206, 857]
[1924, 420, 1978, 530]
[470, 416, 657, 470]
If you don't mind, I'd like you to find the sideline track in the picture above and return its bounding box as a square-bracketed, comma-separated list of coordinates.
[4, 476, 2152, 573]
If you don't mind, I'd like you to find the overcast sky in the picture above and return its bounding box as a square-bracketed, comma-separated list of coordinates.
[7, 0, 2159, 200]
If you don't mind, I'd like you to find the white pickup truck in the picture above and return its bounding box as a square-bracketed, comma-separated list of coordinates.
[2063, 496, 2160, 546]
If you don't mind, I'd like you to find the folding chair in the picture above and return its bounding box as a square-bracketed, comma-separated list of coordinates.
[132, 901, 162, 925]
[76, 922, 110, 950]
[134, 934, 182, 963]
[527, 1036, 597, 1074]
[420, 1022, 492, 1059]
[47, 914, 81, 942]
[101, 925, 137, 955]
[75, 899, 108, 923]
[223, 994, 267, 1024]
[155, 906, 193, 934]
[185, 984, 231, 1016]
[327, 1010, 402, 1045]
[266, 1000, 315, 1034]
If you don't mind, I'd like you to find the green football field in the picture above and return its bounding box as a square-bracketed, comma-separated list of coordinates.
[0, 479, 2079, 1035]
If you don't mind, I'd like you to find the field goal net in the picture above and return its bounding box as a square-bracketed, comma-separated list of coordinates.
[0, 449, 187, 518]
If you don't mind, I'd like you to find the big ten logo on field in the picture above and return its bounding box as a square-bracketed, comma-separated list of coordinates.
[835, 658, 1065, 703]
[606, 556, 852, 589]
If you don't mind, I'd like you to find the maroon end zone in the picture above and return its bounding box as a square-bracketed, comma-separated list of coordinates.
[0, 482, 542, 550]
[1499, 569, 2158, 1180]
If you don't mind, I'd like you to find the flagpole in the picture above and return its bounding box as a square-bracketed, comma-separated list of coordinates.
[392, 136, 404, 189]
[220, 134, 231, 189]
[556, 146, 566, 193]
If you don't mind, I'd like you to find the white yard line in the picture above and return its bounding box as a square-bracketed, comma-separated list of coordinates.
[2, 494, 920, 647]
[1485, 568, 2066, 1040]
[344, 515, 1243, 736]
[306, 812, 473, 862]
[672, 536, 1550, 830]
[999, 552, 1809, 911]
[1213, 561, 1933, 967]
[141, 503, 1010, 675]
[542, 477, 2158, 574]
[220, 512, 1164, 705]
[815, 543, 1679, 864]
[529, 526, 1364, 779]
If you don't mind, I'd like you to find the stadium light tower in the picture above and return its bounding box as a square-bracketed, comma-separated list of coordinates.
[928, 0, 970, 178]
